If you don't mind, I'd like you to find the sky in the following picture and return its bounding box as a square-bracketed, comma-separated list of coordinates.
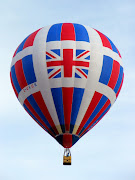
[0, 0, 135, 179]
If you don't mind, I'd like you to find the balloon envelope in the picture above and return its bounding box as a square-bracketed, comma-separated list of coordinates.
[10, 23, 124, 148]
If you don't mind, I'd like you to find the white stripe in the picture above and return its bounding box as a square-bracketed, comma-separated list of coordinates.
[82, 40, 123, 66]
[103, 47, 123, 67]
[73, 27, 104, 134]
[18, 82, 39, 105]
[46, 41, 90, 50]
[32, 26, 62, 134]
[11, 46, 33, 67]
[48, 78, 87, 88]
[96, 82, 116, 105]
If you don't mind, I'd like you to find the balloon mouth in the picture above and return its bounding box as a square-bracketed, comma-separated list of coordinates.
[55, 133, 79, 148]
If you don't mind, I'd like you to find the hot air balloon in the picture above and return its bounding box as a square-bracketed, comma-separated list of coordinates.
[10, 23, 124, 165]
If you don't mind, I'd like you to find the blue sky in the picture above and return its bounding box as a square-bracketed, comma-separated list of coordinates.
[0, 0, 135, 179]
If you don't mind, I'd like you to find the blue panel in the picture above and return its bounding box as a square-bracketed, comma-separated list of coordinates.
[85, 55, 90, 60]
[22, 55, 37, 85]
[46, 55, 51, 60]
[55, 135, 63, 146]
[106, 36, 118, 54]
[75, 73, 81, 78]
[11, 65, 21, 94]
[51, 88, 65, 132]
[73, 23, 90, 42]
[47, 69, 53, 73]
[16, 35, 29, 54]
[53, 72, 61, 78]
[27, 95, 53, 129]
[80, 102, 111, 137]
[83, 95, 108, 130]
[97, 104, 111, 121]
[76, 49, 85, 57]
[82, 69, 88, 75]
[70, 88, 84, 133]
[114, 66, 123, 94]
[51, 49, 60, 56]
[72, 135, 79, 146]
[23, 104, 48, 133]
[78, 127, 85, 136]
[99, 55, 113, 85]
[46, 23, 63, 42]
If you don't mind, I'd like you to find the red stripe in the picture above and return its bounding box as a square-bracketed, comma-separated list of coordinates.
[47, 60, 89, 68]
[63, 49, 73, 77]
[116, 47, 122, 58]
[73, 61, 89, 67]
[62, 87, 73, 132]
[15, 60, 28, 89]
[77, 50, 90, 58]
[10, 72, 18, 97]
[92, 99, 110, 124]
[24, 99, 55, 137]
[76, 68, 87, 78]
[63, 134, 72, 148]
[23, 29, 41, 49]
[49, 69, 61, 79]
[76, 92, 103, 135]
[61, 23, 75, 41]
[80, 99, 110, 136]
[13, 47, 19, 57]
[47, 61, 62, 67]
[80, 105, 110, 137]
[32, 91, 59, 135]
[108, 60, 120, 89]
[116, 74, 124, 97]
[95, 30, 112, 50]
[46, 52, 56, 59]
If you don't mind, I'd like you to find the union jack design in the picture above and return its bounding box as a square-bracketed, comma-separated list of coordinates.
[46, 49, 90, 79]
